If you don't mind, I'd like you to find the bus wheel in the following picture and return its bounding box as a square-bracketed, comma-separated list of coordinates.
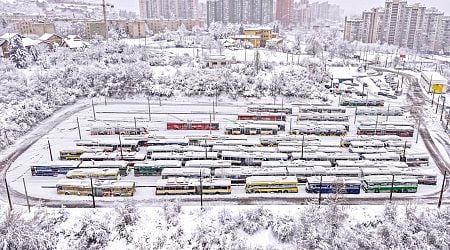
[65, 192, 70, 195]
[283, 190, 288, 193]
[375, 189, 379, 193]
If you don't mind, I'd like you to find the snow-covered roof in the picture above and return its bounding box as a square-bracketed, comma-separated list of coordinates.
[421, 71, 447, 83]
[63, 38, 89, 49]
[134, 160, 182, 168]
[161, 167, 211, 176]
[0, 33, 20, 40]
[246, 176, 298, 183]
[306, 176, 361, 185]
[39, 33, 61, 41]
[0, 39, 6, 46]
[22, 37, 42, 47]
[232, 35, 260, 39]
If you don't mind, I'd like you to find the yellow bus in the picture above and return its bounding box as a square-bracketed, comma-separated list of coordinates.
[245, 176, 298, 193]
[56, 179, 136, 197]
[65, 168, 120, 180]
[155, 177, 231, 195]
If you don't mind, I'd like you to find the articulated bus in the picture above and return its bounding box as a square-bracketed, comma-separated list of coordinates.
[56, 179, 136, 197]
[31, 161, 81, 176]
[245, 176, 298, 193]
[305, 176, 361, 194]
[362, 175, 418, 193]
[155, 177, 231, 195]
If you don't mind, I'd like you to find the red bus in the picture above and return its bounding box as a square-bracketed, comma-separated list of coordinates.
[238, 113, 286, 121]
[167, 121, 219, 130]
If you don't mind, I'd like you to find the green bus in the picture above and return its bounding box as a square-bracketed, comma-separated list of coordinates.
[133, 160, 182, 176]
[362, 175, 418, 193]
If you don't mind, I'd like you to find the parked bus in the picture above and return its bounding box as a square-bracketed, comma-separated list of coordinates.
[245, 176, 298, 193]
[161, 168, 211, 179]
[225, 124, 279, 135]
[155, 177, 231, 195]
[362, 175, 418, 193]
[238, 113, 286, 121]
[31, 161, 81, 176]
[305, 176, 361, 194]
[56, 179, 136, 196]
[166, 121, 219, 130]
[247, 105, 292, 114]
[133, 160, 182, 176]
[78, 161, 129, 176]
[298, 106, 346, 114]
[65, 168, 120, 180]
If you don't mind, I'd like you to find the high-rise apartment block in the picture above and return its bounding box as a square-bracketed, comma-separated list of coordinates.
[139, 0, 199, 20]
[292, 0, 341, 27]
[275, 0, 294, 26]
[344, 0, 450, 53]
[206, 0, 274, 26]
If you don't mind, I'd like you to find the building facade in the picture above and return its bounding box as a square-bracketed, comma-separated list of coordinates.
[344, 0, 450, 53]
[146, 19, 204, 33]
[139, 0, 199, 20]
[15, 21, 55, 36]
[206, 0, 274, 26]
[276, 0, 294, 26]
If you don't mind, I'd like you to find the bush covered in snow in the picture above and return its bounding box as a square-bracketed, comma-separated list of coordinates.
[1, 202, 450, 250]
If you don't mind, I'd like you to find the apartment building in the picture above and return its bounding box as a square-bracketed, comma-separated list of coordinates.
[206, 0, 274, 26]
[15, 21, 55, 36]
[139, 0, 199, 20]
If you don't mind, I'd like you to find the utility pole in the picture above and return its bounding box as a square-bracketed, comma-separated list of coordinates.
[48, 139, 53, 161]
[199, 169, 203, 209]
[209, 113, 212, 135]
[289, 118, 292, 134]
[301, 135, 305, 159]
[438, 171, 447, 208]
[440, 97, 446, 121]
[318, 175, 323, 206]
[147, 96, 151, 122]
[389, 175, 395, 202]
[5, 178, 12, 211]
[102, 0, 108, 40]
[436, 96, 440, 114]
[89, 176, 96, 208]
[22, 178, 30, 212]
[118, 133, 123, 160]
[374, 114, 379, 135]
[92, 99, 96, 121]
[354, 107, 358, 124]
[76, 117, 81, 140]
[386, 104, 390, 121]
[416, 120, 421, 144]
[212, 101, 215, 121]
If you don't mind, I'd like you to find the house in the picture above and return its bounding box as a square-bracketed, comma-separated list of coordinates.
[61, 35, 89, 49]
[0, 33, 22, 57]
[243, 28, 273, 47]
[231, 35, 261, 48]
[421, 71, 448, 94]
[205, 55, 232, 68]
[22, 37, 42, 50]
[0, 39, 7, 57]
[39, 33, 63, 49]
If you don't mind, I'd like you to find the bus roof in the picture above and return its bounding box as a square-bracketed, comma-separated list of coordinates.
[246, 175, 297, 183]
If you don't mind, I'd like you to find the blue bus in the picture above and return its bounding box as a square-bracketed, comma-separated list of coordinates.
[306, 176, 361, 194]
[31, 161, 81, 176]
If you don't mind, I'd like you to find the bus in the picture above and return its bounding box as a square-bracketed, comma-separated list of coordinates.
[59, 147, 103, 160]
[238, 113, 286, 121]
[362, 175, 418, 193]
[155, 177, 231, 195]
[247, 105, 292, 114]
[31, 161, 81, 176]
[133, 160, 182, 176]
[56, 179, 136, 196]
[65, 168, 120, 180]
[245, 176, 298, 193]
[306, 176, 361, 194]
[78, 161, 129, 176]
[161, 167, 211, 179]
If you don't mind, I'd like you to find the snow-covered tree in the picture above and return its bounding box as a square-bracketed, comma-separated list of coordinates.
[9, 35, 30, 68]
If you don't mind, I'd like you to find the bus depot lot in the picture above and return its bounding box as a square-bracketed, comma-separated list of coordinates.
[5, 97, 443, 204]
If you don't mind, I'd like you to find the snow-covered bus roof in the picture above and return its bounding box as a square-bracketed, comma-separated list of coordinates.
[350, 140, 385, 148]
[363, 175, 418, 183]
[66, 168, 119, 176]
[214, 167, 287, 176]
[246, 176, 298, 183]
[306, 176, 361, 185]
[184, 160, 233, 168]
[79, 160, 128, 168]
[361, 152, 400, 160]
[33, 161, 81, 167]
[146, 145, 205, 153]
[336, 160, 408, 168]
[212, 145, 277, 153]
[134, 160, 183, 168]
[161, 168, 211, 176]
[56, 179, 135, 188]
[221, 151, 288, 159]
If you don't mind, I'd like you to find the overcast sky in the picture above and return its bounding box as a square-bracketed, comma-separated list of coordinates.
[109, 0, 450, 16]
